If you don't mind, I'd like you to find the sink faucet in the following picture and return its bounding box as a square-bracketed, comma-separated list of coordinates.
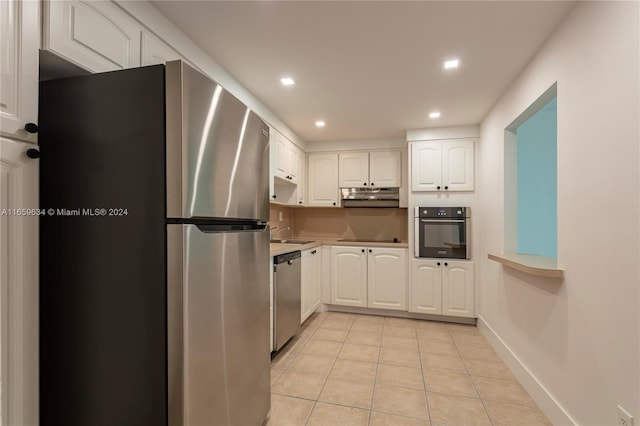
[270, 226, 291, 240]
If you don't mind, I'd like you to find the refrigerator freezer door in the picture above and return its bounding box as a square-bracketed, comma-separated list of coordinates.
[166, 61, 270, 221]
[168, 224, 271, 426]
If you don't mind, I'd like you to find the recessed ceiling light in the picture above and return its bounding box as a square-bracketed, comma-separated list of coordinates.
[280, 77, 295, 86]
[443, 59, 460, 69]
[315, 120, 326, 127]
[429, 111, 441, 119]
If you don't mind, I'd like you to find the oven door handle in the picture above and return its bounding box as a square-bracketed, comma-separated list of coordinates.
[420, 219, 465, 223]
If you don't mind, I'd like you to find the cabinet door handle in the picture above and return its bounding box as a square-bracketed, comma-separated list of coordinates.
[24, 123, 39, 133]
[26, 148, 40, 159]
[361, 249, 365, 253]
[272, 194, 276, 199]
[436, 186, 441, 190]
[444, 186, 449, 190]
[363, 182, 367, 186]
[368, 249, 372, 253]
[332, 202, 336, 206]
[311, 250, 317, 255]
[299, 201, 302, 204]
[437, 262, 441, 266]
[444, 262, 448, 266]
[371, 182, 375, 186]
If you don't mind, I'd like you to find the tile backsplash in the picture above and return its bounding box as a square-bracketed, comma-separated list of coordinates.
[269, 204, 408, 242]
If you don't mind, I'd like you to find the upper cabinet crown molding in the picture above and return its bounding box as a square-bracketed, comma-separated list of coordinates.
[0, 0, 39, 143]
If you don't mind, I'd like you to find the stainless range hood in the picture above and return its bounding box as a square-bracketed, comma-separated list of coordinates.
[341, 188, 400, 208]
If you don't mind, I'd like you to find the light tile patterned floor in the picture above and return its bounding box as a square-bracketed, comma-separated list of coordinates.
[267, 311, 551, 426]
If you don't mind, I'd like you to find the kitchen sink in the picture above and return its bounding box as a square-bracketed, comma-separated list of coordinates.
[270, 239, 315, 244]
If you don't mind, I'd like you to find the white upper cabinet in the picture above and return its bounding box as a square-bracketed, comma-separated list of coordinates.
[307, 153, 339, 207]
[442, 140, 474, 191]
[411, 142, 442, 191]
[369, 151, 401, 188]
[411, 140, 474, 192]
[339, 150, 401, 188]
[43, 0, 142, 72]
[0, 0, 39, 143]
[274, 131, 299, 184]
[140, 31, 182, 66]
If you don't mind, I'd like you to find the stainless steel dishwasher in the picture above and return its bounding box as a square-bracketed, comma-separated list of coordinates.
[273, 251, 302, 351]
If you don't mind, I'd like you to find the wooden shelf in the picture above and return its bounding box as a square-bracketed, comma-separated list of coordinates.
[488, 252, 564, 279]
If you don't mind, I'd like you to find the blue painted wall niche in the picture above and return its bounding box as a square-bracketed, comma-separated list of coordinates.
[516, 97, 557, 258]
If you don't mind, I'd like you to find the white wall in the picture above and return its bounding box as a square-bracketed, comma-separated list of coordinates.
[477, 2, 639, 425]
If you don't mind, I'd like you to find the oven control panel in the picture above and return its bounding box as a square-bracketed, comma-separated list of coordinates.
[415, 207, 469, 218]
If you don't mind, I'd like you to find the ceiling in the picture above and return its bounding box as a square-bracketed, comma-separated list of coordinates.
[150, 1, 575, 142]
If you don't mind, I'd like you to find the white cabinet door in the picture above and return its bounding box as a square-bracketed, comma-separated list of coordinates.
[411, 140, 474, 192]
[296, 151, 306, 206]
[309, 248, 322, 314]
[0, 0, 39, 143]
[331, 246, 367, 307]
[442, 140, 474, 191]
[140, 31, 182, 66]
[410, 259, 442, 315]
[301, 248, 321, 323]
[44, 0, 142, 72]
[273, 131, 298, 184]
[339, 152, 369, 188]
[369, 151, 401, 188]
[307, 153, 339, 207]
[442, 261, 474, 317]
[411, 142, 442, 191]
[367, 248, 407, 311]
[0, 138, 39, 425]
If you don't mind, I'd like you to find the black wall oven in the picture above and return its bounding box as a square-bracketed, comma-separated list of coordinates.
[414, 207, 470, 259]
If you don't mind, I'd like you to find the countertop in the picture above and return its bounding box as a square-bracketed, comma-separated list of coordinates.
[270, 239, 408, 257]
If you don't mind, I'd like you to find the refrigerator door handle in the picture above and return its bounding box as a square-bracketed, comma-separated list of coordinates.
[194, 222, 267, 233]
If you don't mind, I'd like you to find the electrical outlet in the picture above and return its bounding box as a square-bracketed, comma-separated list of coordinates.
[617, 405, 634, 426]
[279, 212, 283, 222]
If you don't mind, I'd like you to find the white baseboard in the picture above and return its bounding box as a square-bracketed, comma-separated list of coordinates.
[476, 316, 577, 426]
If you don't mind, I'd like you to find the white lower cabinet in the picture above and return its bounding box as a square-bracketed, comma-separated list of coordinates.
[410, 259, 474, 317]
[301, 248, 321, 323]
[331, 246, 407, 311]
[0, 138, 39, 425]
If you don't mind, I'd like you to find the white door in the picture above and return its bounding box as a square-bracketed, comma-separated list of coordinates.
[331, 246, 367, 307]
[287, 144, 299, 184]
[0, 138, 39, 425]
[367, 248, 407, 311]
[0, 0, 39, 143]
[442, 140, 474, 191]
[369, 151, 401, 188]
[410, 259, 442, 314]
[307, 153, 339, 207]
[296, 151, 306, 206]
[44, 0, 142, 72]
[339, 152, 369, 188]
[274, 132, 290, 181]
[442, 261, 474, 317]
[411, 142, 442, 191]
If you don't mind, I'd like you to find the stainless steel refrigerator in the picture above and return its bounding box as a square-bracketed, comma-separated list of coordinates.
[39, 61, 271, 426]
